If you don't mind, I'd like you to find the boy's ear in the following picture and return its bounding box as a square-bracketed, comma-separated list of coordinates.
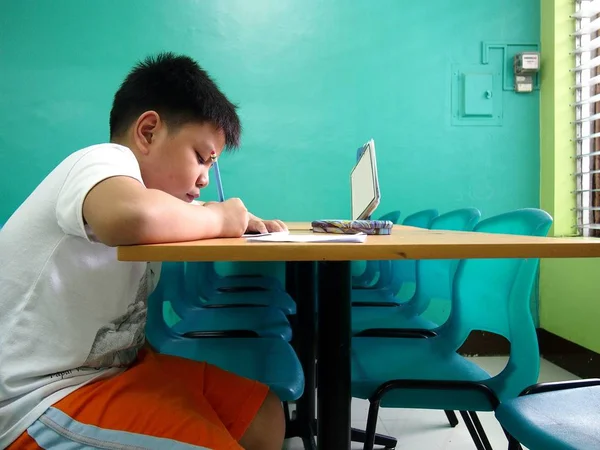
[134, 111, 160, 154]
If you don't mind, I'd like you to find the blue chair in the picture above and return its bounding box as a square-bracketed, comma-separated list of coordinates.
[351, 207, 481, 308]
[160, 262, 292, 340]
[362, 208, 439, 294]
[185, 261, 297, 315]
[351, 208, 553, 450]
[403, 208, 439, 229]
[495, 378, 600, 450]
[189, 261, 284, 293]
[352, 208, 476, 439]
[352, 210, 402, 288]
[146, 264, 304, 402]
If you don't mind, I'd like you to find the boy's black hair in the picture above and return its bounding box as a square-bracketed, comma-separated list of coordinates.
[109, 52, 241, 150]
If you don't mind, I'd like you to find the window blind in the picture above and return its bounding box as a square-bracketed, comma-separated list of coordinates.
[573, 0, 600, 236]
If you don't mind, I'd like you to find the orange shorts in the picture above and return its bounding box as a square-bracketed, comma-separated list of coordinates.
[8, 348, 269, 450]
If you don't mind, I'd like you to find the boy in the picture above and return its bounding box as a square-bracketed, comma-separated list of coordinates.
[0, 52, 287, 450]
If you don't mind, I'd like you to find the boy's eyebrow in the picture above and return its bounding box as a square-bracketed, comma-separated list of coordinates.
[195, 140, 216, 154]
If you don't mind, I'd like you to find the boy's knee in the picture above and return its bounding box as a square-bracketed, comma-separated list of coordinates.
[240, 390, 285, 450]
[260, 390, 285, 429]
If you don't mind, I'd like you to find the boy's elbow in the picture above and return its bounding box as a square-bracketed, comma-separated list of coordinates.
[92, 204, 151, 247]
[82, 177, 157, 247]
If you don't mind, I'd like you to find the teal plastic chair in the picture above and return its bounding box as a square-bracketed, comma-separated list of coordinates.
[185, 261, 297, 315]
[495, 378, 600, 450]
[190, 261, 284, 293]
[361, 208, 439, 293]
[161, 262, 292, 340]
[351, 207, 481, 308]
[403, 208, 439, 229]
[352, 210, 402, 288]
[145, 263, 304, 401]
[351, 208, 553, 450]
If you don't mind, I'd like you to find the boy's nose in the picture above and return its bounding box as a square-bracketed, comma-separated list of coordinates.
[197, 171, 209, 188]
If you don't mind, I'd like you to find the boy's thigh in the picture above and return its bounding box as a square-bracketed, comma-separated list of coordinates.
[148, 348, 270, 441]
[8, 348, 269, 450]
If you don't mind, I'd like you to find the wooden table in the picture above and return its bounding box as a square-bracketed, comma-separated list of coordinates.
[118, 223, 600, 450]
[118, 223, 600, 262]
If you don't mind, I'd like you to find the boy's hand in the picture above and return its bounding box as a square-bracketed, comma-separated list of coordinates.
[204, 198, 249, 237]
[246, 214, 288, 234]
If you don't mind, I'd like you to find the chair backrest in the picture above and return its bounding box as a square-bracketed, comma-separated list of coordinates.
[388, 208, 481, 300]
[439, 208, 553, 400]
[352, 210, 401, 287]
[374, 209, 439, 289]
[430, 207, 481, 232]
[145, 262, 185, 347]
[406, 208, 482, 312]
[402, 209, 439, 228]
[379, 210, 401, 224]
[184, 261, 220, 300]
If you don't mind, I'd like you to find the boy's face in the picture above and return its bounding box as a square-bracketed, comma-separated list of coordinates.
[134, 114, 226, 202]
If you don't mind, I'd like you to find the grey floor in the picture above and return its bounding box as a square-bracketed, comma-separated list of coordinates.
[283, 357, 578, 450]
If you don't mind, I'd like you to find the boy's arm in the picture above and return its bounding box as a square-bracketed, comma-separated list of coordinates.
[82, 176, 245, 246]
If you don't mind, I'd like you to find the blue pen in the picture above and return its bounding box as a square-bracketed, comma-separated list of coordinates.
[210, 151, 225, 202]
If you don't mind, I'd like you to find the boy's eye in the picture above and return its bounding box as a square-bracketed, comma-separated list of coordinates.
[195, 152, 205, 164]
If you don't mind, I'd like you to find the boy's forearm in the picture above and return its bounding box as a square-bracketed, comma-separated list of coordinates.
[133, 189, 223, 244]
[92, 189, 223, 246]
[83, 177, 228, 246]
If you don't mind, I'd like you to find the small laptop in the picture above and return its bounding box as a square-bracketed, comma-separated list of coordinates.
[351, 139, 380, 220]
[312, 139, 392, 235]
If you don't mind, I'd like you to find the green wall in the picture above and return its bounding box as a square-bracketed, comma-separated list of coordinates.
[539, 0, 600, 354]
[3, 0, 596, 354]
[1, 0, 540, 225]
[1, 0, 546, 319]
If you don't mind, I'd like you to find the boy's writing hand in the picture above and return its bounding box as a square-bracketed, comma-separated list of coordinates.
[246, 214, 288, 234]
[201, 203, 286, 235]
[204, 198, 249, 237]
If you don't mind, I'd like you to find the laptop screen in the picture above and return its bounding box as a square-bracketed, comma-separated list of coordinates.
[350, 139, 380, 220]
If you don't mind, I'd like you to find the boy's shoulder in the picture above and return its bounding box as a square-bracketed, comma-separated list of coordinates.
[66, 143, 133, 161]
[55, 143, 138, 174]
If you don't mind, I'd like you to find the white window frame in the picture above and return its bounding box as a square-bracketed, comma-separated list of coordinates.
[573, 0, 600, 237]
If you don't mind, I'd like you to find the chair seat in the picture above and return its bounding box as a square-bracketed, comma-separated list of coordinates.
[172, 306, 292, 341]
[352, 305, 438, 335]
[155, 337, 304, 402]
[215, 274, 284, 292]
[196, 290, 297, 315]
[352, 288, 397, 304]
[496, 386, 600, 450]
[352, 337, 495, 411]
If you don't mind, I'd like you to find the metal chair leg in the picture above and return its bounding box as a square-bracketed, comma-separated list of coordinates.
[302, 429, 317, 450]
[351, 427, 397, 449]
[504, 428, 523, 450]
[508, 436, 522, 450]
[459, 411, 485, 450]
[445, 410, 459, 427]
[363, 400, 381, 450]
[469, 411, 493, 450]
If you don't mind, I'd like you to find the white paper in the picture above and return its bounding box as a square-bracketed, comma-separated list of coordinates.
[241, 231, 290, 238]
[246, 232, 367, 243]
